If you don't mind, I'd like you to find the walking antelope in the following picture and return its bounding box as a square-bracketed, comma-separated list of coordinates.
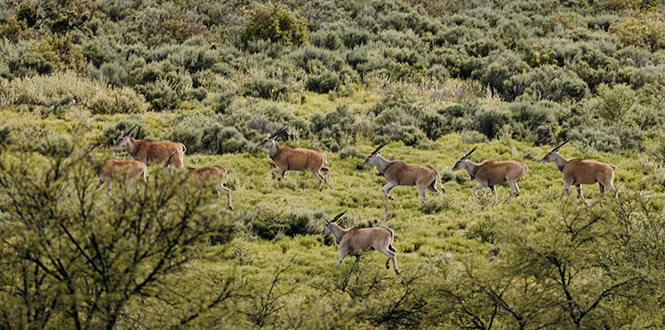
[322, 211, 400, 275]
[257, 127, 329, 191]
[85, 145, 148, 194]
[113, 125, 187, 169]
[164, 152, 233, 210]
[541, 141, 617, 205]
[363, 141, 444, 205]
[452, 147, 528, 202]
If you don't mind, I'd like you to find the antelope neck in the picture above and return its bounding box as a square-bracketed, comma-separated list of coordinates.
[372, 154, 393, 175]
[463, 160, 480, 179]
[328, 222, 348, 244]
[552, 153, 568, 173]
[125, 137, 139, 158]
[268, 140, 280, 160]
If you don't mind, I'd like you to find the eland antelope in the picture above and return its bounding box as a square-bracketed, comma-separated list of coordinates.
[541, 141, 617, 205]
[452, 147, 528, 202]
[322, 211, 399, 275]
[164, 152, 233, 210]
[257, 127, 329, 191]
[113, 125, 187, 169]
[363, 141, 443, 205]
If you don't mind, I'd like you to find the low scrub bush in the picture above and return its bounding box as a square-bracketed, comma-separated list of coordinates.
[242, 3, 309, 47]
[201, 124, 249, 154]
[242, 78, 289, 101]
[103, 120, 150, 146]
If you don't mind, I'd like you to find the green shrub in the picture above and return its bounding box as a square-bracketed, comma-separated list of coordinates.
[306, 71, 341, 93]
[0, 124, 12, 147]
[242, 78, 289, 100]
[310, 105, 356, 149]
[36, 134, 74, 158]
[241, 207, 321, 240]
[103, 120, 150, 146]
[201, 124, 249, 154]
[89, 87, 150, 115]
[242, 3, 309, 47]
[507, 102, 556, 145]
[474, 108, 510, 140]
[522, 65, 588, 102]
[609, 11, 665, 51]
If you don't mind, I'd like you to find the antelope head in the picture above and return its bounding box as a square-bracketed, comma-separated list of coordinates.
[363, 141, 389, 166]
[322, 211, 346, 241]
[452, 147, 477, 171]
[541, 141, 569, 164]
[257, 127, 287, 149]
[113, 125, 137, 148]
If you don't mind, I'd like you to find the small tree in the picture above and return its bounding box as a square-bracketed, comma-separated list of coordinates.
[0, 147, 233, 329]
[242, 3, 309, 47]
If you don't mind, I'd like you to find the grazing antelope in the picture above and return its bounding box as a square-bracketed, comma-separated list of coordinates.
[541, 141, 617, 205]
[257, 127, 329, 191]
[164, 152, 233, 210]
[363, 141, 444, 205]
[85, 145, 148, 194]
[113, 125, 187, 169]
[323, 211, 400, 275]
[452, 147, 528, 202]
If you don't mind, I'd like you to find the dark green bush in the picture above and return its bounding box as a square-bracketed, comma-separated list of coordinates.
[242, 3, 309, 47]
[103, 120, 150, 146]
[201, 124, 249, 154]
[474, 108, 510, 140]
[522, 65, 588, 102]
[305, 71, 341, 93]
[242, 207, 321, 240]
[0, 124, 12, 147]
[507, 102, 556, 145]
[310, 105, 356, 149]
[242, 78, 289, 100]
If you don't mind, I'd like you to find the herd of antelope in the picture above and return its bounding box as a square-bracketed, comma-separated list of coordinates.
[86, 126, 618, 275]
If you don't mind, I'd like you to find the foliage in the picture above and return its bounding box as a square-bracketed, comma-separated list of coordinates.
[242, 3, 309, 47]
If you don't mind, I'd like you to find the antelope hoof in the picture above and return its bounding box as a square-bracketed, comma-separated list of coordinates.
[228, 206, 233, 211]
[395, 269, 400, 275]
[386, 261, 390, 269]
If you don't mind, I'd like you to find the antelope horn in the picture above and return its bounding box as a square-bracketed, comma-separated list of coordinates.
[460, 147, 477, 160]
[371, 141, 389, 155]
[123, 125, 138, 137]
[331, 211, 346, 223]
[269, 126, 288, 139]
[550, 140, 569, 153]
[165, 151, 176, 166]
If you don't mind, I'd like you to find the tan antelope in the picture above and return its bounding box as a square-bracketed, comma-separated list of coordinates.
[85, 145, 148, 194]
[257, 127, 329, 191]
[452, 147, 528, 202]
[113, 125, 187, 169]
[322, 211, 399, 275]
[541, 141, 617, 205]
[164, 152, 233, 210]
[363, 141, 444, 205]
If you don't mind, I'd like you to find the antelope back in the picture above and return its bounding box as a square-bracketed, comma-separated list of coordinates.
[276, 146, 325, 171]
[564, 159, 615, 185]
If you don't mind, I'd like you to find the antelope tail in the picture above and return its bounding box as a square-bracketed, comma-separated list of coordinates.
[181, 144, 187, 154]
[387, 229, 396, 253]
[142, 165, 148, 184]
[324, 154, 328, 165]
[610, 165, 617, 172]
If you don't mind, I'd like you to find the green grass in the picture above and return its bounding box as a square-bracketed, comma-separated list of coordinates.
[2, 87, 664, 328]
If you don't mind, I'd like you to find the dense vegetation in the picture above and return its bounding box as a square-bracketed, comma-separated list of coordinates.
[1, 0, 665, 328]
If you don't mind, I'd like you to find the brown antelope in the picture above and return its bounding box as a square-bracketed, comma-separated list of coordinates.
[165, 152, 233, 210]
[322, 211, 400, 275]
[452, 147, 528, 202]
[257, 127, 329, 191]
[85, 145, 148, 194]
[113, 125, 187, 169]
[541, 141, 617, 205]
[363, 141, 444, 205]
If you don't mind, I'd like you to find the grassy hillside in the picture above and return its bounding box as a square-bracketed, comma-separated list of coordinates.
[1, 0, 665, 328]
